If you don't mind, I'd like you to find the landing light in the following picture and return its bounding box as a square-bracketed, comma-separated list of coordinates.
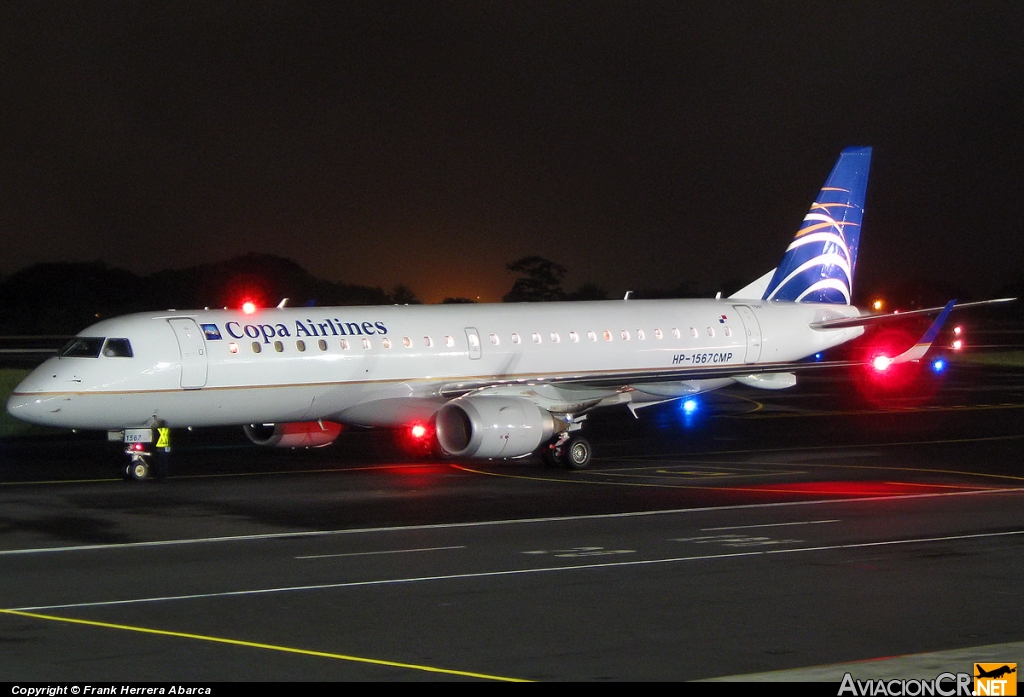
[951, 339, 963, 351]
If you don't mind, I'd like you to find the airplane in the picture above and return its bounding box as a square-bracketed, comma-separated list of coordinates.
[5, 147, 1011, 479]
[975, 666, 1016, 680]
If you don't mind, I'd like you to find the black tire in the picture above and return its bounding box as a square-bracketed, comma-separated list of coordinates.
[539, 442, 562, 467]
[563, 436, 592, 470]
[129, 460, 150, 481]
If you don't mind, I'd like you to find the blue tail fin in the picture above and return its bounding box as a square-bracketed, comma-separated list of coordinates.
[763, 147, 872, 304]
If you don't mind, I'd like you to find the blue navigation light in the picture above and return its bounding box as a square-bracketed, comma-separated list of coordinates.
[814, 352, 823, 361]
[682, 398, 699, 414]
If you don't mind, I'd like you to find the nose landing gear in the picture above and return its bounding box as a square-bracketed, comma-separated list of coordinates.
[117, 427, 170, 481]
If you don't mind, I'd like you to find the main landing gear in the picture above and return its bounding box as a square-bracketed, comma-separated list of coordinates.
[540, 431, 593, 470]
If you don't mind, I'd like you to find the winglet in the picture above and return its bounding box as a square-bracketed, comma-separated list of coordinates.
[888, 300, 956, 365]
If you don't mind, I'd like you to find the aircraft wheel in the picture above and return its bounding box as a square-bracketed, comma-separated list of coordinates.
[539, 442, 562, 467]
[129, 459, 150, 481]
[563, 436, 592, 470]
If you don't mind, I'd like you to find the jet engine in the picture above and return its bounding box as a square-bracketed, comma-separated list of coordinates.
[435, 396, 555, 458]
[243, 421, 343, 448]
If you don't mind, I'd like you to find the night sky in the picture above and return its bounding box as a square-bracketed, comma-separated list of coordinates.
[2, 2, 1022, 303]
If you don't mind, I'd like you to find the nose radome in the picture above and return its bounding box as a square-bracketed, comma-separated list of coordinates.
[5, 365, 62, 424]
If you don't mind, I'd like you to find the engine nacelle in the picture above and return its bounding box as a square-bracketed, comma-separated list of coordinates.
[435, 396, 555, 458]
[243, 421, 342, 448]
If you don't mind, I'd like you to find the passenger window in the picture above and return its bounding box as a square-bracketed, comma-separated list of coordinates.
[403, 336, 412, 348]
[382, 338, 392, 349]
[318, 339, 328, 351]
[724, 327, 732, 337]
[707, 327, 715, 337]
[489, 333, 499, 345]
[296, 340, 306, 352]
[637, 330, 645, 340]
[362, 338, 371, 349]
[229, 342, 239, 354]
[424, 336, 433, 347]
[603, 330, 613, 342]
[654, 329, 663, 340]
[102, 338, 133, 358]
[588, 331, 597, 342]
[274, 341, 284, 352]
[569, 331, 579, 342]
[445, 335, 455, 348]
[550, 332, 560, 343]
[252, 342, 262, 353]
[532, 332, 542, 344]
[341, 338, 350, 350]
[620, 330, 630, 340]
[511, 333, 521, 344]
[690, 327, 698, 338]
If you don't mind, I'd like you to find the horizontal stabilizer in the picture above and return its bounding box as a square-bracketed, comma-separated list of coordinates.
[809, 298, 1016, 330]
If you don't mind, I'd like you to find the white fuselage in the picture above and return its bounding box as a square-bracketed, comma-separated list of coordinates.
[7, 298, 862, 430]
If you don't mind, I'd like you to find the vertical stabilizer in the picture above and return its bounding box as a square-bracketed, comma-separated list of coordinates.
[763, 147, 872, 304]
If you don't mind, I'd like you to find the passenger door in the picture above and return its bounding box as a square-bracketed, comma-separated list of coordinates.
[168, 318, 209, 388]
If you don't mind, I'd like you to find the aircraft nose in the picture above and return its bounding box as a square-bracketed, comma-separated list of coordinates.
[5, 366, 66, 426]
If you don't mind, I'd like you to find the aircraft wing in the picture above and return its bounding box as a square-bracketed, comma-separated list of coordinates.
[438, 356, 866, 397]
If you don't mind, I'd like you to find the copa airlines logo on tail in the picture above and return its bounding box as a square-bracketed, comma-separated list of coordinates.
[764, 147, 872, 305]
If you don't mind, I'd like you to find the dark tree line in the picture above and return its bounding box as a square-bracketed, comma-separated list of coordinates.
[0, 254, 414, 335]
[6, 252, 993, 336]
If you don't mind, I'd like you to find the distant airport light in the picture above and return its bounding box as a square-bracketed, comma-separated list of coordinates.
[872, 299, 884, 311]
[872, 355, 892, 372]
[953, 325, 962, 335]
[242, 301, 257, 315]
[951, 339, 963, 350]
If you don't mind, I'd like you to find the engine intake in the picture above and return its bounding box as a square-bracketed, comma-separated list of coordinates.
[435, 396, 555, 458]
[243, 421, 342, 448]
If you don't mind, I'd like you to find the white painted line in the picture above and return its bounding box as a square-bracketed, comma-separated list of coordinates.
[702, 519, 841, 531]
[12, 529, 1024, 612]
[1, 487, 1020, 557]
[296, 545, 465, 560]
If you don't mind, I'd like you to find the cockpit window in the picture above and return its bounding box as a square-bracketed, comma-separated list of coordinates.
[103, 338, 133, 358]
[58, 337, 105, 358]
